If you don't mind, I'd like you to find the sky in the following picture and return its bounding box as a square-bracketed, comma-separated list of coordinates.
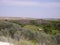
[0, 0, 60, 18]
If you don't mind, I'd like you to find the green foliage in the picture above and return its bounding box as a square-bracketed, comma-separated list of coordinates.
[23, 25, 39, 32]
[0, 21, 21, 38]
[51, 30, 60, 35]
[30, 20, 36, 25]
[6, 20, 60, 35]
[0, 20, 60, 45]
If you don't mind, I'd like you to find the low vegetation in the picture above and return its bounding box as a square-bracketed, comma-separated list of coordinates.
[0, 19, 60, 45]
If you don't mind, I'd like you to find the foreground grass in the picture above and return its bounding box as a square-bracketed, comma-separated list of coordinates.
[0, 36, 38, 45]
[13, 39, 38, 45]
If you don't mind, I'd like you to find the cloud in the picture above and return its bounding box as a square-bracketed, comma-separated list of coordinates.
[0, 0, 60, 7]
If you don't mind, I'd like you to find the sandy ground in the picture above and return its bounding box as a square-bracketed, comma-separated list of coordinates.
[0, 42, 14, 45]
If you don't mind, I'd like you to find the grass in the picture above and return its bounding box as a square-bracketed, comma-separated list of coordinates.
[13, 39, 38, 45]
[0, 36, 38, 45]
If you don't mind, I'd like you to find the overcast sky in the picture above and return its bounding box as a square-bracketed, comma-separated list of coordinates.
[0, 0, 60, 18]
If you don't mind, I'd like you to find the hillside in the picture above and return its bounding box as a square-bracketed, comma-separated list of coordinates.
[0, 17, 60, 45]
